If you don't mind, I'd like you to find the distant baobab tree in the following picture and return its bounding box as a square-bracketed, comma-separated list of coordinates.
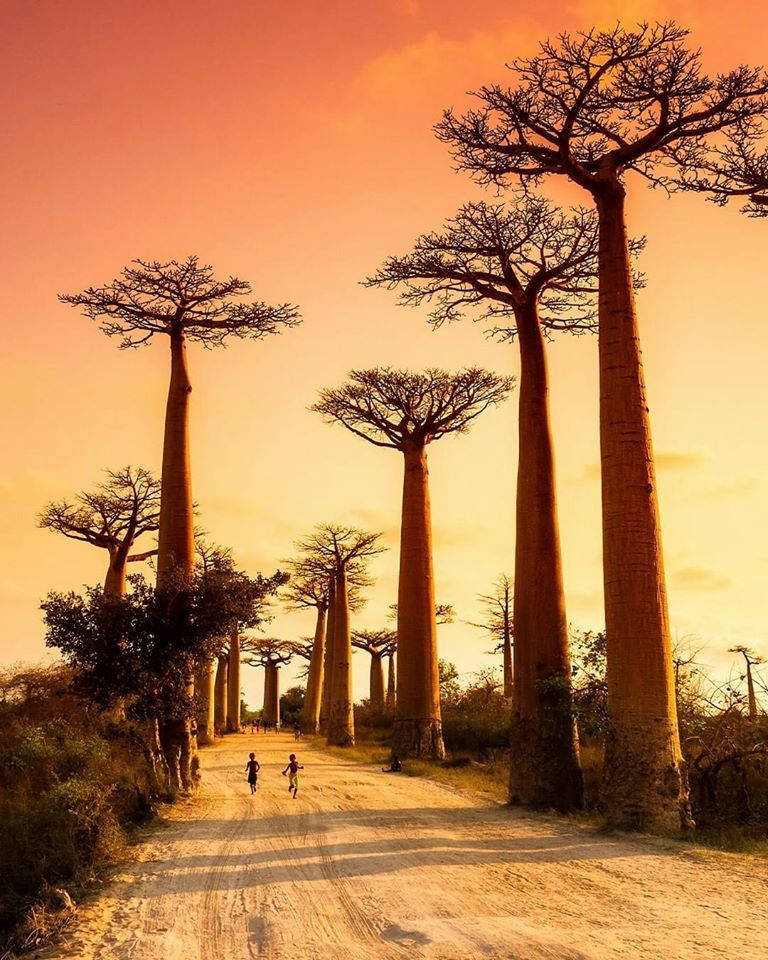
[314, 368, 512, 758]
[39, 467, 160, 596]
[282, 566, 329, 733]
[368, 198, 625, 807]
[293, 524, 384, 746]
[243, 637, 295, 727]
[351, 629, 397, 714]
[60, 257, 299, 787]
[437, 23, 768, 829]
[468, 574, 513, 700]
[729, 646, 765, 720]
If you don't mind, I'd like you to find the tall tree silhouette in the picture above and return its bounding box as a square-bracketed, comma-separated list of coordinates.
[437, 23, 768, 828]
[367, 198, 622, 808]
[39, 467, 160, 596]
[352, 630, 397, 714]
[293, 525, 384, 746]
[314, 368, 512, 758]
[61, 258, 299, 787]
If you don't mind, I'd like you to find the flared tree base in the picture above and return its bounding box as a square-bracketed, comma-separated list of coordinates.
[392, 717, 445, 760]
[508, 713, 583, 813]
[602, 719, 694, 832]
[327, 701, 355, 747]
[160, 716, 199, 793]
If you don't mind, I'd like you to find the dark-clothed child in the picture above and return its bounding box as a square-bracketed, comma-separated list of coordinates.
[245, 753, 260, 794]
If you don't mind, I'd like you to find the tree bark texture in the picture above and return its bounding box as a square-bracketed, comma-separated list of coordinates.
[509, 299, 582, 812]
[595, 183, 691, 831]
[319, 577, 337, 732]
[303, 604, 327, 733]
[214, 655, 228, 732]
[393, 444, 445, 759]
[369, 654, 385, 714]
[226, 629, 241, 732]
[327, 567, 355, 746]
[196, 658, 216, 745]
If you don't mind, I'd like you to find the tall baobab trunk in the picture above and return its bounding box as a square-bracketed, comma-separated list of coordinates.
[156, 328, 198, 790]
[393, 444, 444, 759]
[226, 629, 241, 732]
[501, 610, 513, 700]
[214, 655, 228, 733]
[319, 577, 337, 732]
[369, 653, 385, 714]
[509, 300, 582, 812]
[263, 661, 280, 726]
[595, 182, 691, 831]
[386, 653, 396, 711]
[303, 603, 327, 733]
[196, 658, 216, 745]
[327, 567, 355, 746]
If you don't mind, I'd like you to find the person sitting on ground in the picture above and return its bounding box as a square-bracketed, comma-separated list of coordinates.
[382, 755, 402, 773]
[282, 753, 304, 799]
[245, 752, 261, 794]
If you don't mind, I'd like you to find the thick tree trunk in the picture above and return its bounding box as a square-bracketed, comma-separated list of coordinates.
[319, 577, 337, 732]
[214, 655, 228, 733]
[104, 544, 130, 597]
[595, 183, 691, 831]
[145, 714, 171, 797]
[196, 658, 216, 745]
[386, 653, 396, 711]
[393, 444, 444, 759]
[263, 662, 281, 726]
[303, 603, 327, 733]
[369, 654, 385, 714]
[226, 629, 241, 732]
[502, 612, 513, 700]
[327, 567, 355, 746]
[156, 329, 198, 789]
[509, 299, 582, 812]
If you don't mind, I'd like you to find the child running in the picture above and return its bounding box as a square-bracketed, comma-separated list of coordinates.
[245, 752, 260, 794]
[281, 753, 304, 799]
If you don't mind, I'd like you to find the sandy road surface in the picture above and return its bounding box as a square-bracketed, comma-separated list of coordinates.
[40, 733, 766, 960]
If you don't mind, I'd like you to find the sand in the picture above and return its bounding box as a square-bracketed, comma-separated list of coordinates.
[38, 733, 767, 960]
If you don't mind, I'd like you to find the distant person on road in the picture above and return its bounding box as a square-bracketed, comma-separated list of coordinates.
[245, 753, 261, 794]
[282, 753, 303, 799]
[293, 723, 302, 740]
[382, 755, 402, 773]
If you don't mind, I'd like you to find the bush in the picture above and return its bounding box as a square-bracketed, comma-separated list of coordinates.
[0, 664, 156, 957]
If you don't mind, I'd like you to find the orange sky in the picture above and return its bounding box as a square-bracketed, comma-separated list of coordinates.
[2, 0, 767, 709]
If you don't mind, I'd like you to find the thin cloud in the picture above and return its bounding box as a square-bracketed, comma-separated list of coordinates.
[670, 567, 732, 592]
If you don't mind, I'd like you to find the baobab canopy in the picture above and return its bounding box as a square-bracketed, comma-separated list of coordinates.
[59, 256, 300, 348]
[312, 367, 513, 450]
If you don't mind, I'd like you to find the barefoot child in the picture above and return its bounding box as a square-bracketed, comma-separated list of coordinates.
[282, 753, 303, 799]
[245, 752, 260, 794]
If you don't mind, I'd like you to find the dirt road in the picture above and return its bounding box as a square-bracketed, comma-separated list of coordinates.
[41, 733, 766, 960]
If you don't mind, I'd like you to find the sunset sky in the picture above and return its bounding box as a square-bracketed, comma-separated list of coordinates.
[2, 0, 767, 709]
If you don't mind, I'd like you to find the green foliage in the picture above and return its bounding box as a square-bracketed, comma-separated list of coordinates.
[0, 666, 156, 956]
[279, 686, 305, 728]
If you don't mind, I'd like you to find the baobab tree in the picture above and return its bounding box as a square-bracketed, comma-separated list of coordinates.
[283, 566, 329, 733]
[469, 574, 514, 699]
[39, 467, 160, 596]
[293, 525, 384, 746]
[60, 257, 299, 786]
[437, 23, 768, 828]
[314, 368, 512, 758]
[352, 630, 397, 714]
[243, 637, 294, 727]
[729, 646, 765, 720]
[366, 198, 621, 806]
